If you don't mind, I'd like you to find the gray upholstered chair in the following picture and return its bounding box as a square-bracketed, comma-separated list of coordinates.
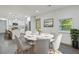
[15, 35, 32, 54]
[35, 39, 50, 54]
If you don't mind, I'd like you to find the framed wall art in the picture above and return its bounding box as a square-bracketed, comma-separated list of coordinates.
[36, 17, 41, 31]
[44, 18, 54, 27]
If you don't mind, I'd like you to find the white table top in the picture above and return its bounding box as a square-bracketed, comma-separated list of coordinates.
[24, 33, 54, 41]
[24, 35, 37, 40]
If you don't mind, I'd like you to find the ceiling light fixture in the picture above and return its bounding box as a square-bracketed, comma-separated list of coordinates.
[35, 10, 39, 13]
[9, 12, 12, 15]
[25, 16, 27, 18]
[27, 17, 30, 22]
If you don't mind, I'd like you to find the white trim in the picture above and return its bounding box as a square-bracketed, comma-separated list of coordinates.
[0, 18, 8, 20]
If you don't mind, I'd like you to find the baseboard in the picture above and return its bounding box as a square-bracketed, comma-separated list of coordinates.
[61, 43, 72, 47]
[0, 33, 5, 34]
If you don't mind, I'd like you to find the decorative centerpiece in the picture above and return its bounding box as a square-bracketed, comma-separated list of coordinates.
[38, 28, 42, 35]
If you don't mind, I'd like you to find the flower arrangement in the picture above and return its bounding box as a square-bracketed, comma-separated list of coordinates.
[38, 28, 42, 35]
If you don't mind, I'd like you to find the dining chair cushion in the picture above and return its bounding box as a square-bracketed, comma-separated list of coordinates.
[35, 39, 50, 54]
[53, 34, 62, 50]
[15, 35, 32, 51]
[21, 43, 32, 50]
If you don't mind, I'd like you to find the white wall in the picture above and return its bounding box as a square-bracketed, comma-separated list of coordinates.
[40, 6, 79, 45]
[31, 16, 37, 33]
[31, 6, 79, 45]
[7, 16, 30, 32]
[0, 20, 7, 33]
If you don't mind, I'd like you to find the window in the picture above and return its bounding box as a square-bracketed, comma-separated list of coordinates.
[60, 18, 73, 31]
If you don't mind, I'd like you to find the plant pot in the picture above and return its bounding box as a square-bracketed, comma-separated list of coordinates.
[72, 41, 78, 49]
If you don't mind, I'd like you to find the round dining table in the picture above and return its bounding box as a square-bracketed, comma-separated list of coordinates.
[24, 33, 54, 41]
[24, 33, 54, 53]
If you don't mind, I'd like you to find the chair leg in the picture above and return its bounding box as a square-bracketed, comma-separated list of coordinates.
[16, 48, 21, 54]
[53, 49, 59, 54]
[22, 49, 31, 54]
[16, 47, 33, 54]
[29, 45, 35, 54]
[49, 42, 53, 49]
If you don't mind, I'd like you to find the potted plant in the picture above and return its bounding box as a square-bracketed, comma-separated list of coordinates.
[70, 29, 79, 49]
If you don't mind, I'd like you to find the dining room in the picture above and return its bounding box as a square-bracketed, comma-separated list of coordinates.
[0, 5, 79, 54]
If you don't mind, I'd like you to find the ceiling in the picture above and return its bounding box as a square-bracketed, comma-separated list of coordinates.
[0, 5, 69, 17]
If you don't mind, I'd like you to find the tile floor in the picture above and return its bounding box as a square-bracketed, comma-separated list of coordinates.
[0, 33, 79, 54]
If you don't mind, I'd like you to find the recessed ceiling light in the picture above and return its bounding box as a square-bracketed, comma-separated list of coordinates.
[27, 17, 30, 22]
[15, 19, 17, 20]
[35, 10, 39, 13]
[9, 12, 12, 14]
[25, 16, 27, 18]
